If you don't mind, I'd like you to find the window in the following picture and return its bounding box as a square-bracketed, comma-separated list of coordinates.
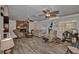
[59, 20, 77, 32]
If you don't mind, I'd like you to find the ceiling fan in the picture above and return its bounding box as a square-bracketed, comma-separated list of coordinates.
[32, 8, 59, 18]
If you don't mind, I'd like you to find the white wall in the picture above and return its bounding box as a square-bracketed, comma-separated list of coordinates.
[29, 19, 52, 34]
[9, 20, 16, 38]
[29, 14, 79, 39]
[0, 16, 3, 39]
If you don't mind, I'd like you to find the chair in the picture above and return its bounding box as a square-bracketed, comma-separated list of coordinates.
[13, 29, 25, 38]
[1, 38, 14, 54]
[66, 46, 79, 54]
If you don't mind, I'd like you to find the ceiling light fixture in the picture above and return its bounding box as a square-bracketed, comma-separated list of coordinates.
[49, 17, 59, 20]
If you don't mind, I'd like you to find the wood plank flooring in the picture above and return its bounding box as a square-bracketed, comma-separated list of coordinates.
[13, 36, 71, 54]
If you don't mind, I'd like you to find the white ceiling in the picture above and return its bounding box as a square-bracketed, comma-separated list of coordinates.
[8, 5, 79, 21]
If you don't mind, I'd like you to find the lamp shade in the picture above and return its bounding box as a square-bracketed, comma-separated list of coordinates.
[1, 38, 14, 50]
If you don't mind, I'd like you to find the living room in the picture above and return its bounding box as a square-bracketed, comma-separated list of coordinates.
[0, 5, 79, 54]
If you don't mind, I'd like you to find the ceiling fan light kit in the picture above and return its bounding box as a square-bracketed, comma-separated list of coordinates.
[49, 17, 59, 20]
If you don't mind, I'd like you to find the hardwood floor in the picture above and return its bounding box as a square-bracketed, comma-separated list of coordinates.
[13, 36, 71, 54]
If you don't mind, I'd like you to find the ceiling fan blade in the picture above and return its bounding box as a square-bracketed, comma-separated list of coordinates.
[45, 14, 58, 18]
[51, 14, 57, 17]
[42, 10, 47, 14]
[38, 14, 45, 16]
[51, 11, 59, 14]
